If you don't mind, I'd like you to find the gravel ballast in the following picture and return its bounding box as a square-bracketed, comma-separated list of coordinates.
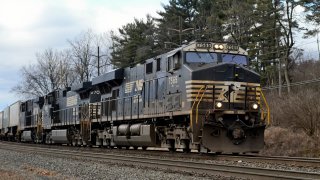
[0, 148, 232, 180]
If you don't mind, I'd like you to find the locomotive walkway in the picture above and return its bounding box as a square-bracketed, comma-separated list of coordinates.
[0, 141, 319, 179]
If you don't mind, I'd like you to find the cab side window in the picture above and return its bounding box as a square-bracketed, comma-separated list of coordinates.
[167, 52, 181, 71]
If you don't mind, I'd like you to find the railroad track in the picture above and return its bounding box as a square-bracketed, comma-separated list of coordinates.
[215, 154, 320, 168]
[2, 141, 319, 168]
[0, 141, 319, 180]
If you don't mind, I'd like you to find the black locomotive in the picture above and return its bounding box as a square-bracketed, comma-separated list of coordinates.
[0, 41, 269, 153]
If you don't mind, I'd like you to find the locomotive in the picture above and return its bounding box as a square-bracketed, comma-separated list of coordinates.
[0, 41, 269, 153]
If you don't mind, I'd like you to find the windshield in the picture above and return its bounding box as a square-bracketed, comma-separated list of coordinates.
[186, 52, 218, 63]
[222, 54, 247, 65]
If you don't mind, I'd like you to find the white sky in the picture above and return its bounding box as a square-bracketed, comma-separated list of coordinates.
[0, 0, 318, 110]
[0, 0, 168, 110]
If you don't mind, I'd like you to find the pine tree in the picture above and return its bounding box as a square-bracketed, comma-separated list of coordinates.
[249, 0, 281, 86]
[302, 0, 320, 38]
[303, 0, 320, 26]
[155, 0, 198, 52]
[110, 15, 158, 68]
[194, 0, 227, 41]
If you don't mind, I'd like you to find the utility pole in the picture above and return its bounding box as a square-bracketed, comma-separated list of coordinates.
[168, 16, 194, 46]
[278, 58, 282, 97]
[91, 46, 108, 76]
[274, 0, 281, 97]
[179, 16, 182, 45]
[97, 46, 100, 76]
[86, 43, 89, 81]
[317, 30, 320, 61]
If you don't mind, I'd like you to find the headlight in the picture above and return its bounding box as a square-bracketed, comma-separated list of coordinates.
[252, 103, 259, 110]
[214, 44, 224, 50]
[216, 102, 222, 108]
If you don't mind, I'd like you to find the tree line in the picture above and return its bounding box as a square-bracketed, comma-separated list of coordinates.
[110, 0, 319, 95]
[12, 30, 112, 98]
[13, 0, 320, 98]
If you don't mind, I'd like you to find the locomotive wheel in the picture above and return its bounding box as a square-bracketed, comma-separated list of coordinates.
[142, 147, 147, 151]
[133, 147, 138, 150]
[182, 140, 190, 153]
[183, 148, 191, 153]
[168, 140, 176, 152]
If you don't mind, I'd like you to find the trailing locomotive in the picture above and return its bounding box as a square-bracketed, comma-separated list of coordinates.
[0, 41, 269, 153]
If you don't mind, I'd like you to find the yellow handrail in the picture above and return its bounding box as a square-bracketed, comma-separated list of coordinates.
[190, 85, 206, 129]
[260, 91, 270, 125]
[196, 85, 208, 124]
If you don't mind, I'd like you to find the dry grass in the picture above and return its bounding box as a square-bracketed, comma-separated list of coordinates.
[260, 126, 320, 157]
[22, 165, 57, 177]
[0, 169, 26, 180]
[261, 81, 320, 157]
[266, 89, 320, 137]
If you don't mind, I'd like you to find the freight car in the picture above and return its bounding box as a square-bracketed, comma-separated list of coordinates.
[1, 41, 269, 153]
[0, 101, 20, 141]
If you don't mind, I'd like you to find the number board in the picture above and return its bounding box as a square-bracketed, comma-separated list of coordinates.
[226, 44, 239, 51]
[196, 42, 212, 49]
[196, 42, 240, 51]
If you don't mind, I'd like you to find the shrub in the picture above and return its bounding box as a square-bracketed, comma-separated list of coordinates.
[265, 88, 320, 138]
[260, 126, 320, 157]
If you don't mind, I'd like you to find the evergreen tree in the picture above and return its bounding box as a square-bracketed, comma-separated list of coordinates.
[302, 0, 320, 37]
[155, 0, 198, 52]
[195, 0, 227, 41]
[108, 0, 302, 91]
[303, 0, 320, 26]
[110, 15, 157, 68]
[249, 0, 281, 86]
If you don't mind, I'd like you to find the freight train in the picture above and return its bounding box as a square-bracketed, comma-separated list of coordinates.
[0, 41, 269, 153]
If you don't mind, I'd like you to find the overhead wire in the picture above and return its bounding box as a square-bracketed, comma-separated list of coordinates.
[262, 78, 320, 90]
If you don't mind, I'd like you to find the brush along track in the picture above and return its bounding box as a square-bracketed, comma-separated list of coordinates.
[0, 142, 319, 180]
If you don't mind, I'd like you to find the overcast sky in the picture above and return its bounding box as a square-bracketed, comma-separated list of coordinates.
[0, 0, 318, 110]
[0, 0, 169, 110]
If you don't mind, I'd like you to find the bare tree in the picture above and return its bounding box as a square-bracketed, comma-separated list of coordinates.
[91, 32, 113, 76]
[12, 49, 62, 98]
[58, 49, 77, 88]
[68, 30, 94, 82]
[13, 30, 114, 99]
[277, 0, 300, 93]
[282, 89, 320, 137]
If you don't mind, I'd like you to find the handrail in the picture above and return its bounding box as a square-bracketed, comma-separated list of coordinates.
[260, 91, 270, 125]
[190, 85, 206, 129]
[196, 85, 208, 124]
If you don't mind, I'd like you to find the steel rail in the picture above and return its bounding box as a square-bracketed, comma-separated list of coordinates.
[0, 141, 319, 167]
[215, 154, 320, 168]
[0, 142, 319, 180]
